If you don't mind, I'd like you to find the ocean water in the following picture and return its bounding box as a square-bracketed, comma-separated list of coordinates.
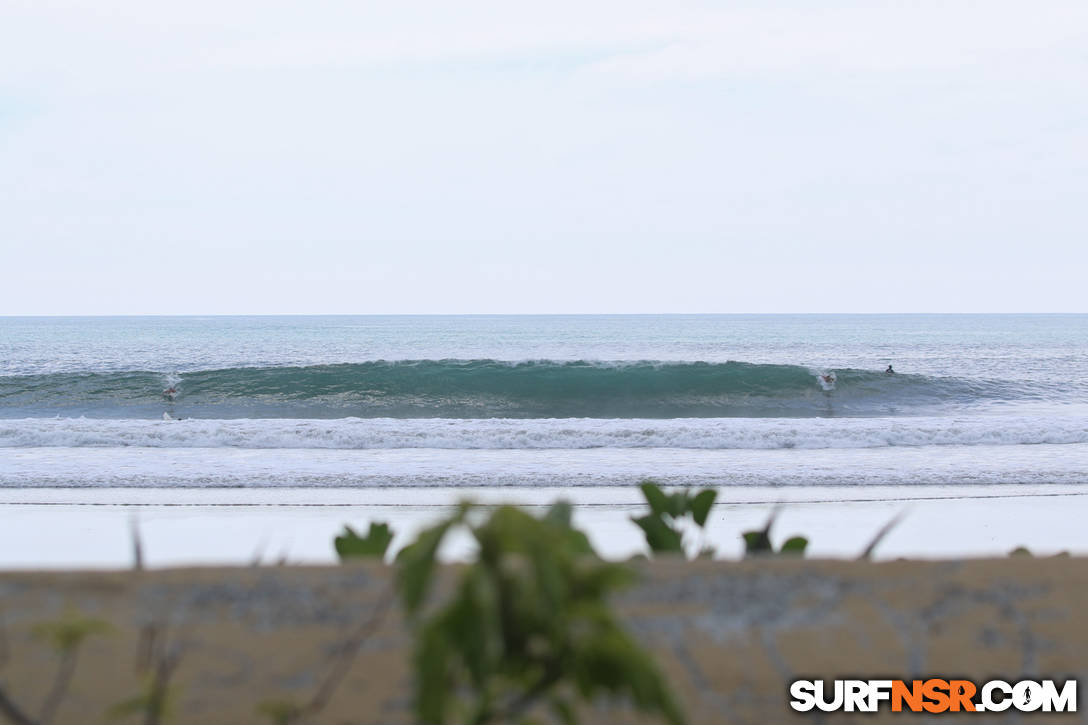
[2, 314, 1087, 489]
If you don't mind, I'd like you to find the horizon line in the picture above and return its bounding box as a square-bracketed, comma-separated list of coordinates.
[2, 311, 1086, 318]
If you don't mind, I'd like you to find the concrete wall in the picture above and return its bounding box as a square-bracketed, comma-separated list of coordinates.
[1, 558, 1085, 724]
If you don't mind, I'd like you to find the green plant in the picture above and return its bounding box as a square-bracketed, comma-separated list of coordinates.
[30, 617, 111, 654]
[1008, 546, 1069, 558]
[106, 678, 177, 724]
[742, 512, 807, 557]
[255, 521, 398, 723]
[632, 481, 717, 559]
[857, 513, 904, 561]
[256, 587, 395, 725]
[255, 699, 304, 725]
[0, 613, 110, 725]
[334, 522, 395, 561]
[107, 622, 181, 725]
[396, 501, 685, 725]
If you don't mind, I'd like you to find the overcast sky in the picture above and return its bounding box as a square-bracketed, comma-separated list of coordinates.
[2, 1, 1086, 314]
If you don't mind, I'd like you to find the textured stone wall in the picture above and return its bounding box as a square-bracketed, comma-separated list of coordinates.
[1, 559, 1085, 723]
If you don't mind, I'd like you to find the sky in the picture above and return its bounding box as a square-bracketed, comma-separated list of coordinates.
[1, 1, 1086, 314]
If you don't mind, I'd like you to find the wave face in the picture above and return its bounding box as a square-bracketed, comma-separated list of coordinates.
[2, 415, 1087, 450]
[0, 360, 1028, 419]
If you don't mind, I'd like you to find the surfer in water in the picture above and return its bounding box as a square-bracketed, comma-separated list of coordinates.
[885, 365, 895, 375]
[163, 386, 178, 401]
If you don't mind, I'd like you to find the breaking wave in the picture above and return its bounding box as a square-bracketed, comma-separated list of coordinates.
[0, 360, 1031, 419]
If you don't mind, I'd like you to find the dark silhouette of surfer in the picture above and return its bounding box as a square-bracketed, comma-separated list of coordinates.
[885, 365, 895, 375]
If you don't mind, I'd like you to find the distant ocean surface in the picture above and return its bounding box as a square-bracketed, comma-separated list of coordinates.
[2, 315, 1087, 488]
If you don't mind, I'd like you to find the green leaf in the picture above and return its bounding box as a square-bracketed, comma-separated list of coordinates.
[402, 495, 683, 725]
[443, 567, 497, 689]
[689, 489, 716, 528]
[665, 491, 689, 518]
[334, 522, 394, 561]
[543, 501, 596, 555]
[549, 697, 579, 725]
[743, 511, 778, 556]
[32, 615, 111, 653]
[396, 515, 459, 615]
[105, 679, 176, 722]
[742, 530, 772, 555]
[570, 627, 686, 725]
[639, 480, 670, 517]
[560, 527, 596, 556]
[256, 699, 302, 725]
[414, 620, 452, 724]
[106, 695, 149, 720]
[632, 514, 684, 554]
[544, 500, 574, 528]
[780, 536, 808, 556]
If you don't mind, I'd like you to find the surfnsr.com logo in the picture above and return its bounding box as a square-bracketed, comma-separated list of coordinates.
[789, 679, 1077, 713]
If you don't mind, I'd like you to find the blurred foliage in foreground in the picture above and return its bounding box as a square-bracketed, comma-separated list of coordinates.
[741, 511, 808, 558]
[330, 480, 908, 724]
[632, 481, 716, 559]
[394, 501, 685, 725]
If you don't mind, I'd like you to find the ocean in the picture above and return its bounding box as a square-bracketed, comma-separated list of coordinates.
[2, 314, 1087, 490]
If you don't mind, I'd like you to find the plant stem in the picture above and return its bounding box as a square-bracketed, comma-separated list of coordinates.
[292, 584, 396, 723]
[0, 686, 37, 725]
[37, 648, 77, 725]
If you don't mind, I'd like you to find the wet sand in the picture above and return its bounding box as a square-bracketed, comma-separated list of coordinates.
[1, 483, 1085, 569]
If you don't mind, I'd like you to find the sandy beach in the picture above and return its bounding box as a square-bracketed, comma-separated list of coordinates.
[2, 483, 1084, 569]
[3, 557, 1086, 724]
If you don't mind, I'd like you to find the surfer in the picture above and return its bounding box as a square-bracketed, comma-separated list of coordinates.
[885, 365, 895, 375]
[820, 373, 836, 385]
[163, 386, 177, 401]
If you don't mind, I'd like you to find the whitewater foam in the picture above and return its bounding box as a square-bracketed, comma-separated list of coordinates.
[2, 415, 1087, 450]
[5, 444, 1088, 488]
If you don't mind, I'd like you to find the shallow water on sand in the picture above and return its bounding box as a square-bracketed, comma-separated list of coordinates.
[1, 484, 1084, 568]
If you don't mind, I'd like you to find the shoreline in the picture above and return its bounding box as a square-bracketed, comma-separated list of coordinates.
[2, 483, 1085, 569]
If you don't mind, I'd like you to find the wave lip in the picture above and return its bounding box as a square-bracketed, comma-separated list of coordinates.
[0, 360, 1028, 419]
[2, 415, 1086, 450]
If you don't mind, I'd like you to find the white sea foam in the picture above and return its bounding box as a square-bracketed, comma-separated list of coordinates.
[2, 415, 1087, 450]
[4, 444, 1088, 489]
